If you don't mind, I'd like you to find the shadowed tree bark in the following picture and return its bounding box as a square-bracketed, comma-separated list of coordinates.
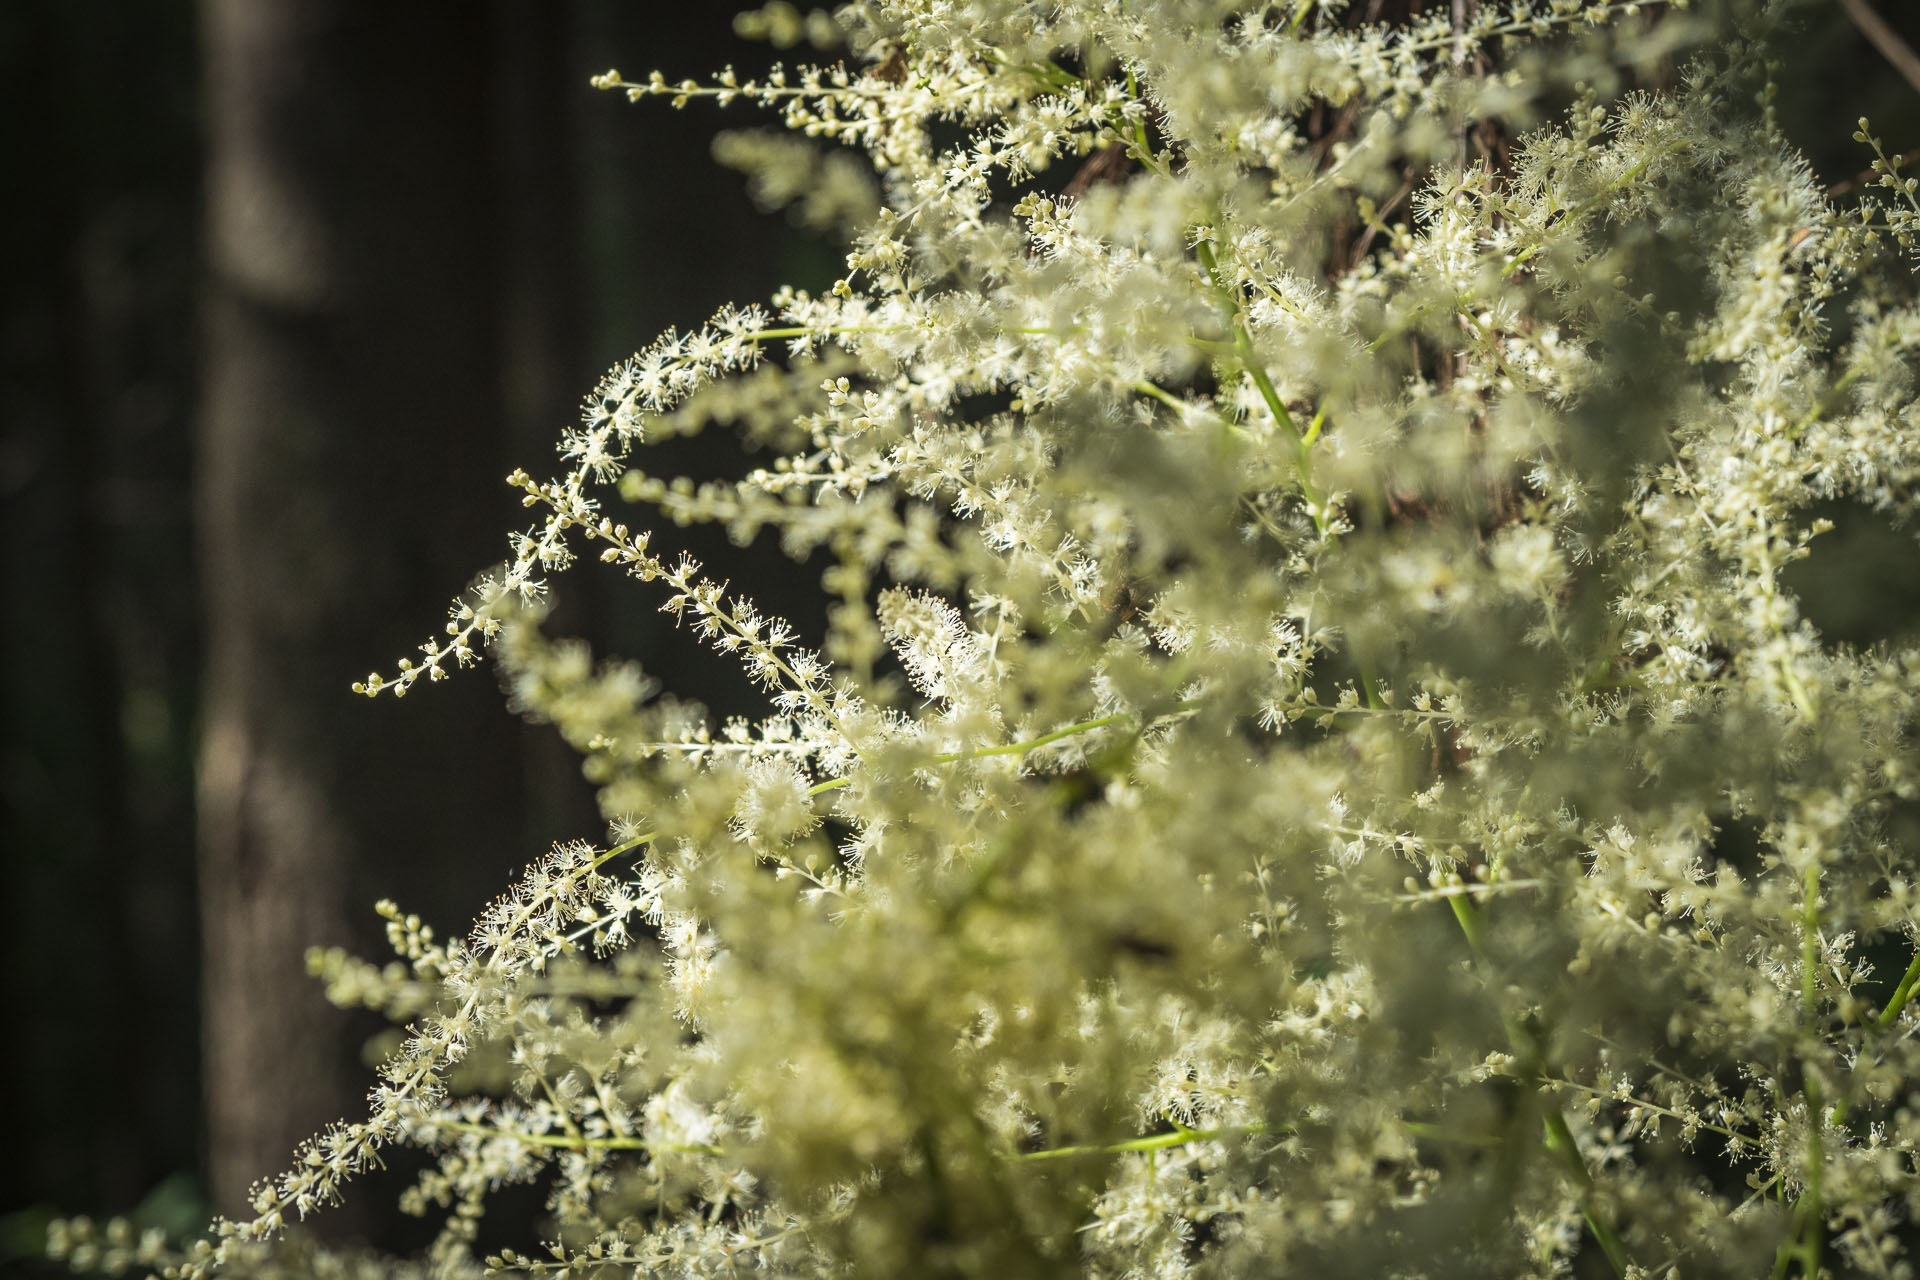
[191, 0, 832, 1240]
[196, 1, 531, 1228]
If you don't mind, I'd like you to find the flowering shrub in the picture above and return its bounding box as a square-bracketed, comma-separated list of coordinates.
[54, 0, 1920, 1276]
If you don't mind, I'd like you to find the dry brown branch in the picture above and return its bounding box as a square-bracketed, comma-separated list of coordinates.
[1840, 0, 1920, 98]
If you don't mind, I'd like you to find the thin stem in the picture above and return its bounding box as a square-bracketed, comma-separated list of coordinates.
[1445, 893, 1631, 1278]
[1501, 145, 1682, 278]
[742, 324, 1082, 344]
[1401, 1120, 1502, 1148]
[1385, 0, 1650, 56]
[1301, 403, 1327, 448]
[1193, 236, 1333, 547]
[1801, 862, 1823, 1027]
[1800, 1078, 1825, 1278]
[591, 829, 658, 871]
[809, 705, 1188, 804]
[1542, 1109, 1633, 1277]
[1292, 700, 1453, 725]
[1544, 1077, 1759, 1150]
[1193, 240, 1302, 445]
[1013, 1122, 1274, 1162]
[532, 1072, 586, 1144]
[1785, 862, 1826, 1277]
[599, 707, 1189, 893]
[1447, 893, 1487, 954]
[948, 712, 1135, 761]
[1133, 380, 1189, 414]
[1879, 941, 1920, 1026]
[1119, 67, 1162, 176]
[1789, 359, 1868, 440]
[1841, 0, 1920, 98]
[741, 325, 905, 342]
[425, 1117, 722, 1157]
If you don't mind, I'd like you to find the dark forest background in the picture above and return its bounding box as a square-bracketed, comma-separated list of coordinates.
[2, 0, 1918, 1271]
[0, 0, 840, 1265]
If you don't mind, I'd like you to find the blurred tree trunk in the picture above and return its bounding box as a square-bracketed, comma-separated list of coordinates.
[191, 0, 825, 1238]
[494, 1, 618, 844]
[196, 1, 533, 1228]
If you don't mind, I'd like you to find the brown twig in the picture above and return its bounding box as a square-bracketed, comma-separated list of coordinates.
[1827, 146, 1920, 198]
[1841, 0, 1920, 99]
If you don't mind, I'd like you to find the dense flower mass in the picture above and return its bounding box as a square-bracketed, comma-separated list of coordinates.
[57, 0, 1920, 1276]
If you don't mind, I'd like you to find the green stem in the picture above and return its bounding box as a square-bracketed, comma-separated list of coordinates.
[1501, 145, 1679, 279]
[741, 324, 906, 342]
[744, 323, 1084, 344]
[427, 1117, 722, 1157]
[1013, 1121, 1274, 1162]
[947, 712, 1134, 761]
[1301, 404, 1326, 447]
[1401, 1119, 1502, 1148]
[1193, 236, 1333, 547]
[1193, 241, 1301, 443]
[1542, 1109, 1632, 1277]
[1123, 68, 1154, 162]
[1445, 894, 1630, 1278]
[1801, 862, 1823, 1027]
[1879, 941, 1920, 1026]
[1803, 1078, 1825, 1278]
[1547, 1076, 1758, 1150]
[597, 707, 1191, 880]
[1790, 360, 1868, 440]
[808, 704, 1194, 800]
[1786, 862, 1825, 1277]
[1133, 380, 1189, 413]
[591, 829, 659, 871]
[1447, 893, 1486, 954]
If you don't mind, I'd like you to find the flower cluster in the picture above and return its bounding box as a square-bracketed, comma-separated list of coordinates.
[66, 1, 1920, 1277]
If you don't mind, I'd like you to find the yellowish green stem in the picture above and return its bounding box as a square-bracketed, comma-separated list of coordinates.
[427, 1117, 722, 1157]
[1880, 943, 1920, 1026]
[1446, 893, 1630, 1278]
[1013, 1121, 1274, 1162]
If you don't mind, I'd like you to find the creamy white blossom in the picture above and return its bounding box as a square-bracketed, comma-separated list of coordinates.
[55, 3, 1920, 1279]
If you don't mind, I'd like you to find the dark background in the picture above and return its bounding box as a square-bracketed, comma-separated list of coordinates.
[0, 0, 838, 1264]
[1, 0, 1917, 1270]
